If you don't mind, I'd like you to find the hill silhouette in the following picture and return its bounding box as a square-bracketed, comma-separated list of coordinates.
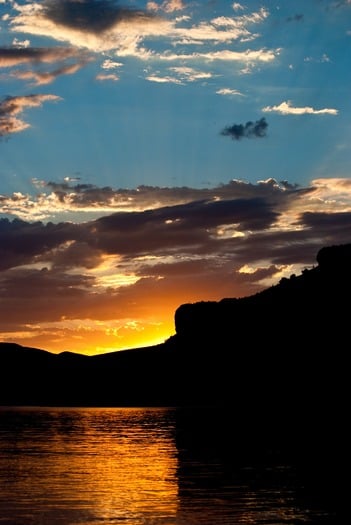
[0, 243, 347, 419]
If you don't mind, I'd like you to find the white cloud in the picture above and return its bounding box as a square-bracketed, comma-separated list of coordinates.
[159, 48, 278, 63]
[145, 74, 182, 84]
[147, 0, 185, 13]
[216, 87, 244, 96]
[101, 59, 123, 70]
[262, 100, 338, 115]
[147, 1, 159, 11]
[96, 73, 119, 81]
[169, 66, 213, 81]
[12, 38, 30, 48]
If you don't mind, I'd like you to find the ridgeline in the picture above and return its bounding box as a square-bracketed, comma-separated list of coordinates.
[0, 243, 347, 416]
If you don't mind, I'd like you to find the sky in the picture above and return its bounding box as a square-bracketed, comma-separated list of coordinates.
[0, 0, 351, 355]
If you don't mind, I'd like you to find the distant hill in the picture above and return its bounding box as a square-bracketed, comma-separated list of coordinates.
[0, 243, 347, 424]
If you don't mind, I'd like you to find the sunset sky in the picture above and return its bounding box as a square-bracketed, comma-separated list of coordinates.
[1, 0, 351, 355]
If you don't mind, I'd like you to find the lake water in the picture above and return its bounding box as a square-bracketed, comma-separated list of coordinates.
[0, 407, 336, 525]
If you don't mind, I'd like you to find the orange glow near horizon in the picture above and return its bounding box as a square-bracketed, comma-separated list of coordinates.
[2, 317, 175, 355]
[1, 294, 182, 354]
[1, 271, 250, 354]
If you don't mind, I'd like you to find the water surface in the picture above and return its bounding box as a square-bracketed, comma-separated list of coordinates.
[0, 407, 336, 524]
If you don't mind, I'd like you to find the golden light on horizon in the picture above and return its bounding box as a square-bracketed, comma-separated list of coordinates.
[2, 315, 176, 355]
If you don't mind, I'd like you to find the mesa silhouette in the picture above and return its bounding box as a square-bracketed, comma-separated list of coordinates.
[0, 243, 347, 415]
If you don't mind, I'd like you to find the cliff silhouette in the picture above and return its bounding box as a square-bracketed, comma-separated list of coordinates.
[0, 243, 347, 418]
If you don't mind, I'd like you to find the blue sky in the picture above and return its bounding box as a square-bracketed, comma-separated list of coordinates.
[1, 0, 351, 354]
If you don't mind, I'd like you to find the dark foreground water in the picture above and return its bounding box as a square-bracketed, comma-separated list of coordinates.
[0, 407, 336, 525]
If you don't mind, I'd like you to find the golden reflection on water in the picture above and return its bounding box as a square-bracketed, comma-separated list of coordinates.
[0, 407, 335, 525]
[0, 407, 179, 524]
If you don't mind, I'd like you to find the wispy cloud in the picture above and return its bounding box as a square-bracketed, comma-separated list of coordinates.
[9, 61, 86, 85]
[168, 66, 213, 82]
[262, 100, 338, 115]
[147, 0, 185, 13]
[0, 46, 91, 85]
[216, 87, 245, 96]
[220, 118, 268, 140]
[232, 3, 245, 12]
[95, 72, 119, 81]
[146, 65, 213, 84]
[101, 59, 123, 70]
[158, 48, 279, 64]
[0, 46, 87, 67]
[145, 74, 182, 84]
[0, 93, 62, 137]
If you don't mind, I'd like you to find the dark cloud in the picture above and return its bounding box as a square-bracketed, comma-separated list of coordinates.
[0, 47, 87, 67]
[43, 178, 299, 210]
[0, 194, 278, 270]
[47, 181, 117, 205]
[298, 211, 351, 234]
[220, 118, 268, 141]
[0, 267, 96, 324]
[3, 182, 349, 272]
[97, 197, 277, 230]
[93, 198, 278, 257]
[0, 218, 82, 269]
[43, 0, 156, 34]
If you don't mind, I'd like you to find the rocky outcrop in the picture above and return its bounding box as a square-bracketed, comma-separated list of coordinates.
[0, 242, 348, 412]
[174, 243, 350, 348]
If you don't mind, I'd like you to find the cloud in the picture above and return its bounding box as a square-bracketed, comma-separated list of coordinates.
[262, 100, 338, 115]
[10, 1, 172, 55]
[12, 38, 31, 48]
[0, 177, 299, 222]
[168, 66, 213, 82]
[0, 93, 62, 137]
[0, 46, 87, 67]
[147, 0, 185, 13]
[9, 61, 86, 85]
[146, 65, 213, 84]
[220, 117, 268, 140]
[145, 74, 182, 84]
[41, 0, 158, 34]
[0, 46, 91, 85]
[101, 59, 123, 70]
[232, 3, 245, 11]
[96, 73, 119, 81]
[8, 1, 278, 70]
[2, 177, 351, 353]
[216, 88, 244, 96]
[158, 48, 278, 64]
